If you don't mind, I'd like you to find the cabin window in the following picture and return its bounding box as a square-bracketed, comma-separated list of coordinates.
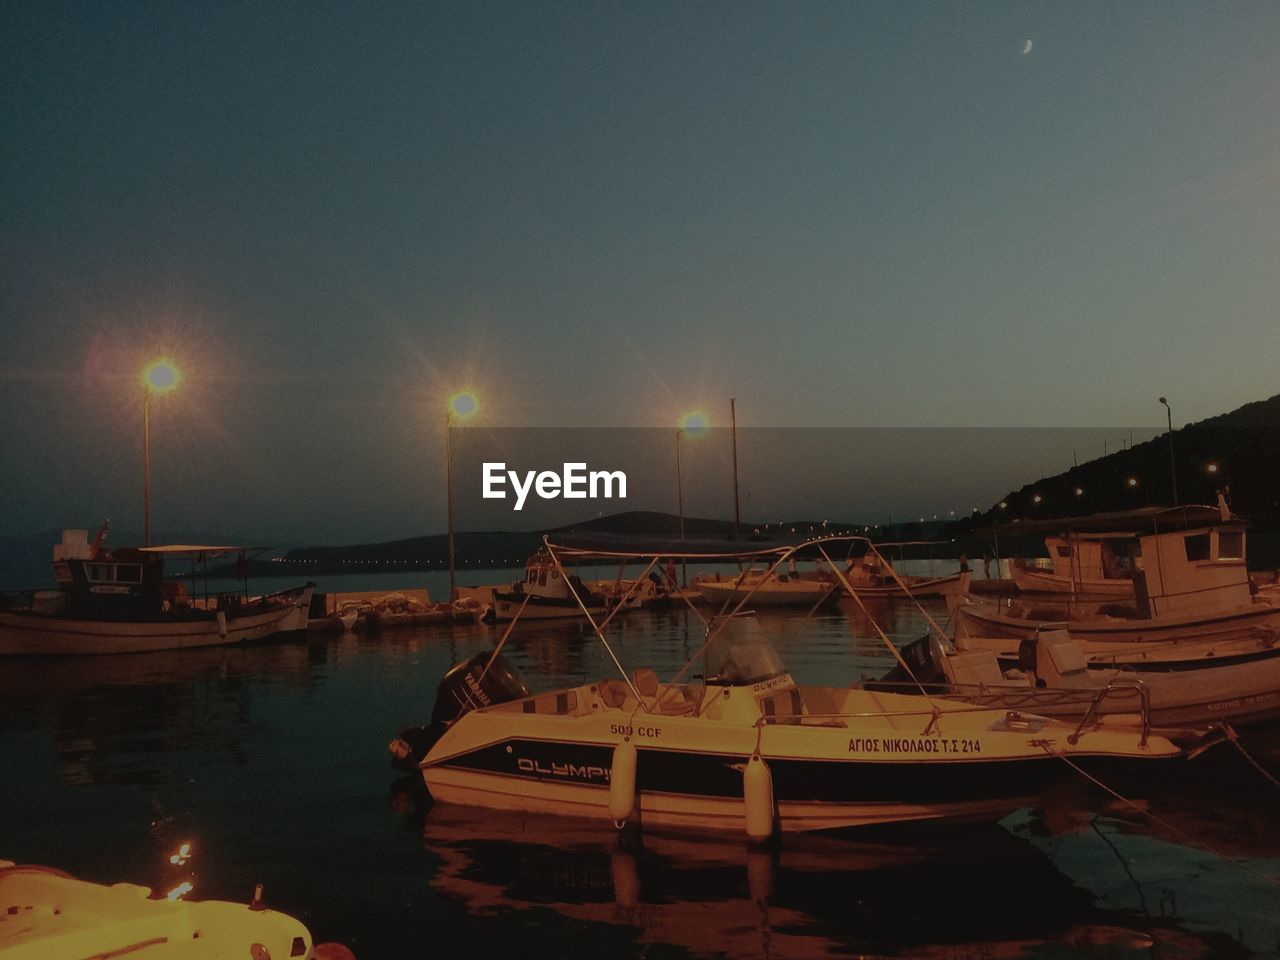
[1184, 533, 1211, 562]
[1055, 545, 1073, 558]
[538, 569, 548, 586]
[1218, 531, 1244, 560]
[115, 564, 143, 583]
[86, 563, 111, 581]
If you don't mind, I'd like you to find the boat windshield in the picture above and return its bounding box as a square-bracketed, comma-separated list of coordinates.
[704, 617, 788, 686]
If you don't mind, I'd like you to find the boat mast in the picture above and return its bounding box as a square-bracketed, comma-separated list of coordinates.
[730, 397, 741, 541]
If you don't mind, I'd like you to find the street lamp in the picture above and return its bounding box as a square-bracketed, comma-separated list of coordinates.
[446, 391, 480, 601]
[1158, 397, 1178, 506]
[142, 360, 180, 546]
[675, 411, 709, 585]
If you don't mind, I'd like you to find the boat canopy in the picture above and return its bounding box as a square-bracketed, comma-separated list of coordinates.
[981, 504, 1226, 537]
[546, 532, 838, 561]
[137, 544, 246, 557]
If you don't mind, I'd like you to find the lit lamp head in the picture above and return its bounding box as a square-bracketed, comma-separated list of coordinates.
[1206, 462, 1219, 474]
[143, 360, 180, 394]
[678, 410, 710, 438]
[447, 391, 480, 422]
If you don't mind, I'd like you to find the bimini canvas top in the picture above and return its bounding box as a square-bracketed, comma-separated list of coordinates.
[137, 544, 246, 557]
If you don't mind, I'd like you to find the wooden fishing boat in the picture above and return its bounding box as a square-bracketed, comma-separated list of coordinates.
[0, 530, 313, 657]
[954, 506, 1280, 649]
[485, 550, 609, 622]
[1010, 534, 1136, 598]
[696, 568, 837, 607]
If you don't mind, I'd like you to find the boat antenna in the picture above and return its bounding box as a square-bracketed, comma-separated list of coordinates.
[730, 397, 741, 541]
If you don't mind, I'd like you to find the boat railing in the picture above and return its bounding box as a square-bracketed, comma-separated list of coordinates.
[1067, 677, 1151, 747]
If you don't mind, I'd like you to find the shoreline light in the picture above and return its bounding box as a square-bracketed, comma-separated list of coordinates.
[143, 359, 180, 394]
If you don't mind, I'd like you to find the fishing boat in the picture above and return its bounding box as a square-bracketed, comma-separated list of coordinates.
[953, 505, 1280, 649]
[1009, 534, 1136, 598]
[0, 529, 314, 657]
[485, 550, 610, 622]
[0, 859, 351, 960]
[405, 536, 1189, 838]
[872, 629, 1280, 731]
[836, 555, 971, 599]
[696, 565, 837, 607]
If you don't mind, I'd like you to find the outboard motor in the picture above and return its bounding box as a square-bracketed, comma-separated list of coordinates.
[389, 651, 530, 771]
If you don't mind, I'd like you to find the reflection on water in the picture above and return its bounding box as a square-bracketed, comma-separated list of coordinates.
[1, 601, 1278, 958]
[410, 798, 1239, 959]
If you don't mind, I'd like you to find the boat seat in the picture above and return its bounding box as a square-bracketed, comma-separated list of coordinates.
[1037, 633, 1094, 688]
[598, 679, 634, 709]
[632, 668, 660, 698]
[632, 668, 696, 716]
[759, 686, 808, 724]
[941, 650, 1016, 688]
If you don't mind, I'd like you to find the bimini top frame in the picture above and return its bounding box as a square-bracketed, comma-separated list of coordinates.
[475, 533, 953, 719]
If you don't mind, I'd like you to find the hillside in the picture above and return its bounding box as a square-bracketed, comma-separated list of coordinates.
[967, 394, 1280, 526]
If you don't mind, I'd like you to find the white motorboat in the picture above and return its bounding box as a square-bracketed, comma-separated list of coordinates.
[0, 859, 351, 960]
[405, 536, 1190, 838]
[0, 530, 314, 657]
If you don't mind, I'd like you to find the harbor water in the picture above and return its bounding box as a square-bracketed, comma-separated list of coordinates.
[2, 571, 1278, 958]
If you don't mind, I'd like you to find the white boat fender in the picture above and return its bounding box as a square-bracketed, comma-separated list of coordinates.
[609, 739, 638, 827]
[216, 611, 227, 638]
[743, 753, 775, 841]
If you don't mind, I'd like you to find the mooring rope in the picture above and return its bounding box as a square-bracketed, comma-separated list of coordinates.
[1035, 741, 1280, 889]
[1224, 725, 1280, 791]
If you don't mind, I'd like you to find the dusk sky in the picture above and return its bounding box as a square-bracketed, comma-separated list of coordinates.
[3, 2, 1278, 544]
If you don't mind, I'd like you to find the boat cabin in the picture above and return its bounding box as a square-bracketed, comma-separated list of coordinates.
[1038, 534, 1132, 583]
[45, 529, 248, 619]
[1133, 522, 1252, 617]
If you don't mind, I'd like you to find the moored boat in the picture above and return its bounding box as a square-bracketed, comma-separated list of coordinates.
[0, 529, 314, 657]
[1010, 534, 1136, 598]
[0, 859, 351, 960]
[407, 536, 1192, 837]
[953, 505, 1280, 649]
[873, 629, 1280, 731]
[485, 550, 611, 622]
[696, 566, 837, 607]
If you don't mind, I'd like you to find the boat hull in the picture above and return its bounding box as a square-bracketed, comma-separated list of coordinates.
[953, 596, 1280, 647]
[1010, 567, 1135, 598]
[489, 590, 606, 621]
[421, 684, 1182, 833]
[938, 651, 1280, 730]
[0, 585, 313, 656]
[841, 572, 972, 599]
[697, 581, 835, 607]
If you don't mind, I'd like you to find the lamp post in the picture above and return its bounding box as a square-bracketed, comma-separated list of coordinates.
[142, 360, 180, 546]
[675, 411, 708, 586]
[1158, 396, 1178, 506]
[446, 391, 479, 601]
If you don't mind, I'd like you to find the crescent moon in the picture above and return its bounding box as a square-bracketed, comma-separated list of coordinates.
[1022, 39, 1033, 55]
